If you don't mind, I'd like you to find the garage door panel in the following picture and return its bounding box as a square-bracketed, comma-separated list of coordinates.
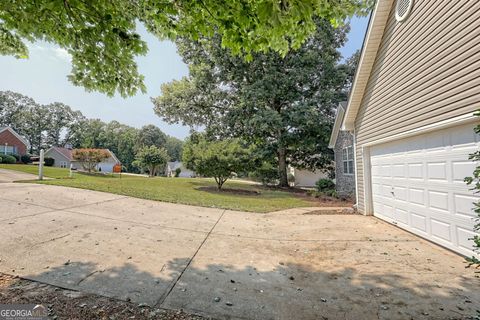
[457, 226, 478, 251]
[428, 191, 449, 212]
[371, 122, 479, 257]
[395, 208, 409, 225]
[452, 160, 477, 182]
[427, 162, 448, 181]
[410, 213, 427, 232]
[430, 218, 452, 242]
[408, 163, 424, 179]
[454, 193, 478, 218]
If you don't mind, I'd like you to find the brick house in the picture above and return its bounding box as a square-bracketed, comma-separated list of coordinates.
[0, 126, 29, 157]
[328, 102, 355, 198]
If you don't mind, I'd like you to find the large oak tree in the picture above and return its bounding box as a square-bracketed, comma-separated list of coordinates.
[153, 20, 357, 187]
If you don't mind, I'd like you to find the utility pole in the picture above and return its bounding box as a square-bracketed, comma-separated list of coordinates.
[39, 149, 44, 180]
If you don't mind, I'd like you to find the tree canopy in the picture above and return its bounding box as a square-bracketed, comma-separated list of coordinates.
[183, 134, 255, 190]
[0, 1, 371, 96]
[153, 20, 358, 186]
[134, 145, 169, 177]
[0, 90, 183, 172]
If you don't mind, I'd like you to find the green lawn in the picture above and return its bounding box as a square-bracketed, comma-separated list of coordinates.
[0, 164, 318, 212]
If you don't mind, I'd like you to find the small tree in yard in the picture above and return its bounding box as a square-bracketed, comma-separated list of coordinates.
[72, 149, 110, 173]
[183, 135, 254, 190]
[465, 112, 480, 265]
[134, 146, 169, 177]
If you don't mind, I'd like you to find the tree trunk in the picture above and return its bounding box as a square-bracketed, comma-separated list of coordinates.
[278, 147, 288, 188]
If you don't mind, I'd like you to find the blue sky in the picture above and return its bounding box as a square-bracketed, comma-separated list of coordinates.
[0, 17, 368, 139]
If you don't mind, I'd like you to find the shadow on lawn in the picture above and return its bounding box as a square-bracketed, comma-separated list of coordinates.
[17, 257, 479, 320]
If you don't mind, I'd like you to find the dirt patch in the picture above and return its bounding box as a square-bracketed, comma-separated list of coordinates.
[303, 208, 357, 215]
[197, 186, 260, 196]
[0, 274, 212, 320]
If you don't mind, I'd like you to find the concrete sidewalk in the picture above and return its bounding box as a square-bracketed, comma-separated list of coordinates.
[0, 178, 478, 319]
[0, 168, 38, 183]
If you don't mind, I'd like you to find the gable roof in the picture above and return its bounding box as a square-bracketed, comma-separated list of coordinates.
[105, 149, 120, 163]
[328, 102, 347, 148]
[0, 126, 30, 148]
[45, 147, 73, 161]
[342, 0, 395, 130]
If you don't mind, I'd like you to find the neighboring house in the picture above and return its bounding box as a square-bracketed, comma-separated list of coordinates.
[0, 126, 29, 157]
[328, 102, 355, 197]
[44, 147, 120, 173]
[166, 161, 196, 178]
[290, 167, 327, 188]
[44, 147, 72, 168]
[343, 0, 480, 257]
[90, 149, 121, 173]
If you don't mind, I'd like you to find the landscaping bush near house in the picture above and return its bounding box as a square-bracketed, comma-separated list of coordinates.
[44, 157, 55, 167]
[21, 154, 32, 164]
[0, 155, 17, 164]
[313, 178, 337, 198]
[316, 178, 335, 192]
[175, 167, 181, 177]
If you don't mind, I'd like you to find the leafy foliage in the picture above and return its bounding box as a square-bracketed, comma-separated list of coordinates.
[154, 20, 358, 186]
[248, 162, 279, 186]
[464, 112, 480, 264]
[316, 178, 335, 192]
[72, 148, 110, 172]
[134, 145, 169, 177]
[0, 154, 16, 164]
[43, 157, 55, 167]
[183, 135, 255, 190]
[20, 154, 31, 164]
[0, 1, 371, 96]
[137, 125, 167, 149]
[174, 167, 181, 178]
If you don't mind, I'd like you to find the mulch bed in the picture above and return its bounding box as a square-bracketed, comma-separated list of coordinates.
[196, 186, 260, 196]
[0, 274, 212, 320]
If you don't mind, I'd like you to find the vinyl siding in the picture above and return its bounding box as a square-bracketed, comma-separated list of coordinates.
[354, 0, 480, 213]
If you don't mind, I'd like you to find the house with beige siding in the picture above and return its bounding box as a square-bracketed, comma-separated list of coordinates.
[343, 0, 479, 257]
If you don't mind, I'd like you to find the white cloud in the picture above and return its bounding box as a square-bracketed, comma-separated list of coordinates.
[27, 43, 71, 63]
[53, 48, 71, 62]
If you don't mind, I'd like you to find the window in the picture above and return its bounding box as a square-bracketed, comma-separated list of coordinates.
[0, 145, 15, 155]
[342, 146, 354, 175]
[60, 161, 68, 168]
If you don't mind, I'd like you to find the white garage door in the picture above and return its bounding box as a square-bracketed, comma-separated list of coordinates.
[370, 122, 479, 257]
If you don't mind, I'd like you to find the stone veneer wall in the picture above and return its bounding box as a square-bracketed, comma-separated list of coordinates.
[334, 131, 355, 198]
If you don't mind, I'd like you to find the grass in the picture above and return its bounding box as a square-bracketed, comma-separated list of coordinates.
[0, 164, 320, 212]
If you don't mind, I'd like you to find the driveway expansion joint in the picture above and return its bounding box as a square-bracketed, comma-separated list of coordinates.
[155, 209, 227, 307]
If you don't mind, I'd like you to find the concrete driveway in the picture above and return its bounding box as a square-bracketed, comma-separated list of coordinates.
[0, 173, 478, 319]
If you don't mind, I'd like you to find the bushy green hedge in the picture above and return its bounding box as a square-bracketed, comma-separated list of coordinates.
[0, 154, 17, 164]
[21, 154, 32, 164]
[44, 157, 55, 166]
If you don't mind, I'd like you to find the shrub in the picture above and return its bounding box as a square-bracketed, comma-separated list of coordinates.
[11, 154, 20, 162]
[21, 154, 32, 164]
[465, 111, 480, 265]
[0, 155, 17, 164]
[249, 162, 279, 186]
[175, 167, 181, 177]
[315, 178, 335, 192]
[44, 157, 55, 166]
